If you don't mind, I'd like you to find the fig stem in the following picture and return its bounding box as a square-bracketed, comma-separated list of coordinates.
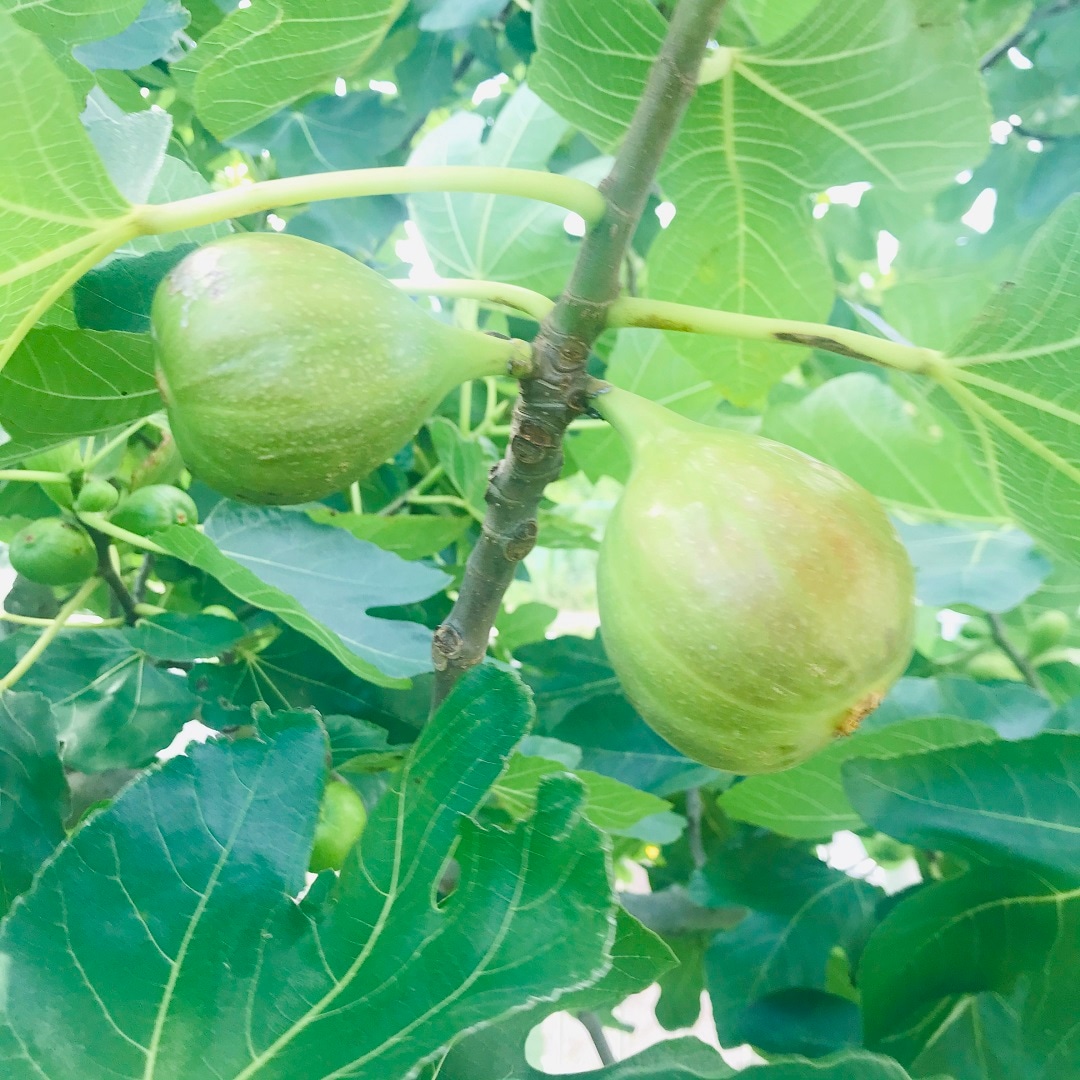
[986, 612, 1047, 693]
[391, 278, 555, 321]
[82, 419, 148, 472]
[0, 470, 72, 484]
[76, 513, 169, 556]
[0, 577, 100, 692]
[0, 611, 123, 629]
[134, 167, 606, 237]
[608, 296, 944, 375]
[430, 0, 729, 706]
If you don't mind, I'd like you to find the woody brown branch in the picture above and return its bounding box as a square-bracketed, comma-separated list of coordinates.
[431, 0, 728, 707]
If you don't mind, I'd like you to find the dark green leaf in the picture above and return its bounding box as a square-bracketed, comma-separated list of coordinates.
[0, 669, 615, 1078]
[127, 613, 246, 663]
[0, 692, 66, 914]
[0, 628, 195, 772]
[695, 836, 879, 1052]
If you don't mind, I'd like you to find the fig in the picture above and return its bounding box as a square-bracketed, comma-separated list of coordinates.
[74, 477, 119, 513]
[1028, 610, 1070, 657]
[152, 233, 532, 505]
[109, 484, 198, 535]
[594, 388, 915, 774]
[309, 778, 368, 873]
[8, 518, 97, 586]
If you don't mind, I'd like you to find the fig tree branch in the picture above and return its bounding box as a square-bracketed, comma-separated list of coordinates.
[986, 612, 1047, 693]
[134, 166, 606, 236]
[430, 0, 729, 705]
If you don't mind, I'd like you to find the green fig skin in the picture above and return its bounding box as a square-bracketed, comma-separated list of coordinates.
[110, 484, 198, 535]
[74, 478, 119, 513]
[594, 388, 915, 775]
[309, 779, 368, 874]
[152, 233, 531, 505]
[9, 518, 98, 586]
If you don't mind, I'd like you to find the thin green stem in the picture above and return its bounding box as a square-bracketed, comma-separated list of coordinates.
[135, 167, 605, 237]
[608, 297, 943, 375]
[0, 470, 72, 484]
[82, 419, 148, 471]
[378, 464, 445, 516]
[77, 513, 168, 555]
[0, 577, 100, 692]
[348, 482, 363, 515]
[392, 278, 554, 321]
[407, 493, 484, 523]
[0, 611, 123, 628]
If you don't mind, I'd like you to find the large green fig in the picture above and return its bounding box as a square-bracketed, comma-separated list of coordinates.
[152, 233, 531, 504]
[594, 388, 915, 775]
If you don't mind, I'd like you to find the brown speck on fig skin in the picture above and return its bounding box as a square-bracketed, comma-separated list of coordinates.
[834, 690, 883, 738]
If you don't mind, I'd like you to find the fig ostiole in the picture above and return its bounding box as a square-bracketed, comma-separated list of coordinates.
[8, 518, 98, 587]
[593, 387, 915, 775]
[152, 233, 532, 505]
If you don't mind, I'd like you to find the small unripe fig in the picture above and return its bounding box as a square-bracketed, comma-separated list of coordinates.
[110, 484, 198, 536]
[594, 388, 915, 774]
[309, 778, 368, 873]
[152, 233, 531, 505]
[965, 651, 1021, 682]
[74, 478, 119, 513]
[1028, 610, 1070, 657]
[9, 518, 97, 586]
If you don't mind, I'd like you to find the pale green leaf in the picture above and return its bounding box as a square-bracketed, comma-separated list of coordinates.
[0, 13, 135, 371]
[180, 0, 408, 140]
[408, 86, 598, 296]
[0, 328, 158, 438]
[761, 373, 1003, 519]
[928, 195, 1080, 566]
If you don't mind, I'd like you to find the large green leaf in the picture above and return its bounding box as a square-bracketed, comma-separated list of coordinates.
[0, 328, 158, 437]
[0, 691, 66, 915]
[927, 195, 1080, 566]
[408, 85, 599, 296]
[154, 504, 450, 688]
[851, 733, 1080, 1074]
[530, 0, 989, 401]
[720, 716, 997, 840]
[0, 13, 135, 371]
[0, 668, 615, 1079]
[178, 0, 408, 140]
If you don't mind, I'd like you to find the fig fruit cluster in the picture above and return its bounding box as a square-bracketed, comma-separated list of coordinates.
[145, 233, 916, 777]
